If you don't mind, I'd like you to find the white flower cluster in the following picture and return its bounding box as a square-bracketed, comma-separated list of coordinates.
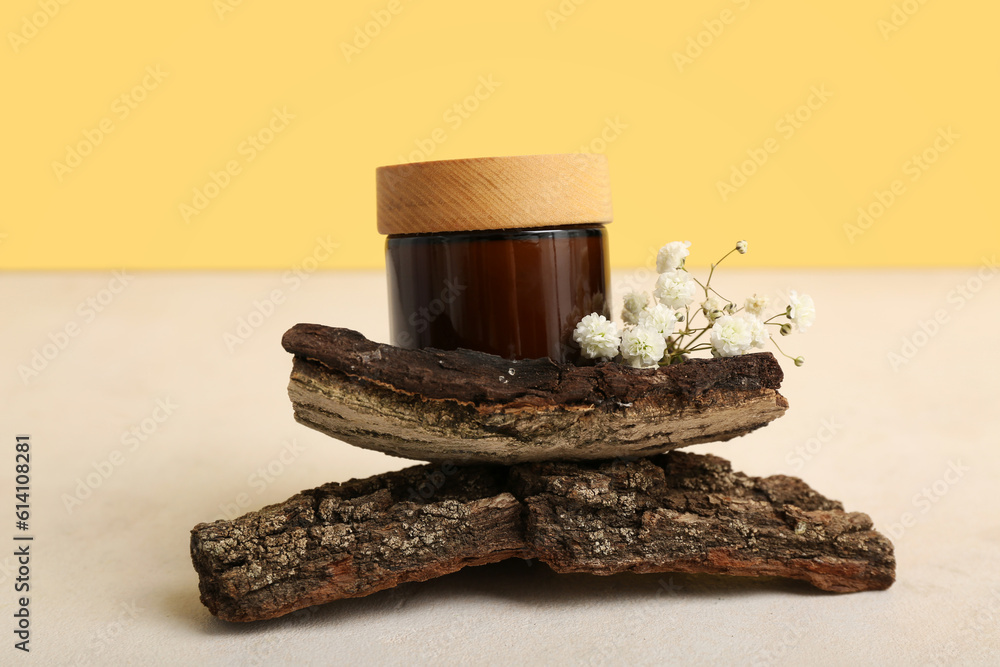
[709, 313, 769, 358]
[788, 290, 816, 332]
[656, 240, 690, 273]
[573, 240, 815, 368]
[653, 270, 697, 309]
[571, 313, 621, 360]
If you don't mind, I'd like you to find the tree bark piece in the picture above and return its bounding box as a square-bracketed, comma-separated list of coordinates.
[191, 452, 895, 622]
[281, 324, 789, 464]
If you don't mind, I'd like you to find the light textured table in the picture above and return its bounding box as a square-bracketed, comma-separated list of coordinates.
[1, 269, 998, 666]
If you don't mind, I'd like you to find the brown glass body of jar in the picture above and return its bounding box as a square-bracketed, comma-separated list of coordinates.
[386, 224, 610, 363]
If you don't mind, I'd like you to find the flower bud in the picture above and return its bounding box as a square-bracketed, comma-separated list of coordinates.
[724, 302, 736, 314]
[736, 240, 747, 254]
[702, 297, 723, 322]
[780, 324, 793, 336]
[794, 356, 805, 367]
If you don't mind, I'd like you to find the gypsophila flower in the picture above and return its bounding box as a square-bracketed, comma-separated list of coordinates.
[620, 326, 667, 368]
[744, 294, 768, 316]
[745, 314, 769, 349]
[573, 313, 621, 359]
[571, 239, 810, 370]
[621, 291, 651, 325]
[656, 241, 691, 273]
[710, 314, 754, 358]
[638, 303, 677, 340]
[788, 291, 816, 332]
[654, 269, 697, 309]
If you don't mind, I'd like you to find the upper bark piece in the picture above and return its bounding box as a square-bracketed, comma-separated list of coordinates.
[281, 324, 789, 464]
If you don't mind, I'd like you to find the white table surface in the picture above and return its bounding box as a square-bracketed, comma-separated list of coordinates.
[1, 268, 998, 666]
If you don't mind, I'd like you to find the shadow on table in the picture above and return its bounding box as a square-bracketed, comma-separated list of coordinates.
[168, 558, 829, 635]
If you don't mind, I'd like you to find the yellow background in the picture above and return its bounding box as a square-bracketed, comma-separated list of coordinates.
[2, 0, 996, 270]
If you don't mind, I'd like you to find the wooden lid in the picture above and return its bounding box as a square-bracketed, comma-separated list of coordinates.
[376, 154, 613, 235]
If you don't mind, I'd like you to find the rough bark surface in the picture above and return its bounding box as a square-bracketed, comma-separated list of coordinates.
[191, 452, 895, 622]
[281, 324, 789, 464]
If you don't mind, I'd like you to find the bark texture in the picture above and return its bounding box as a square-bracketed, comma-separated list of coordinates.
[191, 452, 895, 622]
[281, 324, 789, 464]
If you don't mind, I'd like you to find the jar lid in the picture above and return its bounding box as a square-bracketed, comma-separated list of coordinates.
[376, 154, 613, 235]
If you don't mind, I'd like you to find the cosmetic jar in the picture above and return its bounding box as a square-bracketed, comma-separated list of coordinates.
[377, 154, 613, 363]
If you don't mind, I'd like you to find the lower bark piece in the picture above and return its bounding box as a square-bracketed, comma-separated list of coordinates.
[191, 452, 894, 622]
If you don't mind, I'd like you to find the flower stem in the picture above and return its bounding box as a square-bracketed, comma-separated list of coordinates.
[692, 275, 710, 300]
[683, 326, 709, 349]
[705, 248, 738, 292]
[674, 305, 693, 348]
[768, 336, 800, 363]
[708, 286, 731, 304]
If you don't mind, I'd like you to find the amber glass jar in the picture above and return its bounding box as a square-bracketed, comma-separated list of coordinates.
[377, 154, 613, 363]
